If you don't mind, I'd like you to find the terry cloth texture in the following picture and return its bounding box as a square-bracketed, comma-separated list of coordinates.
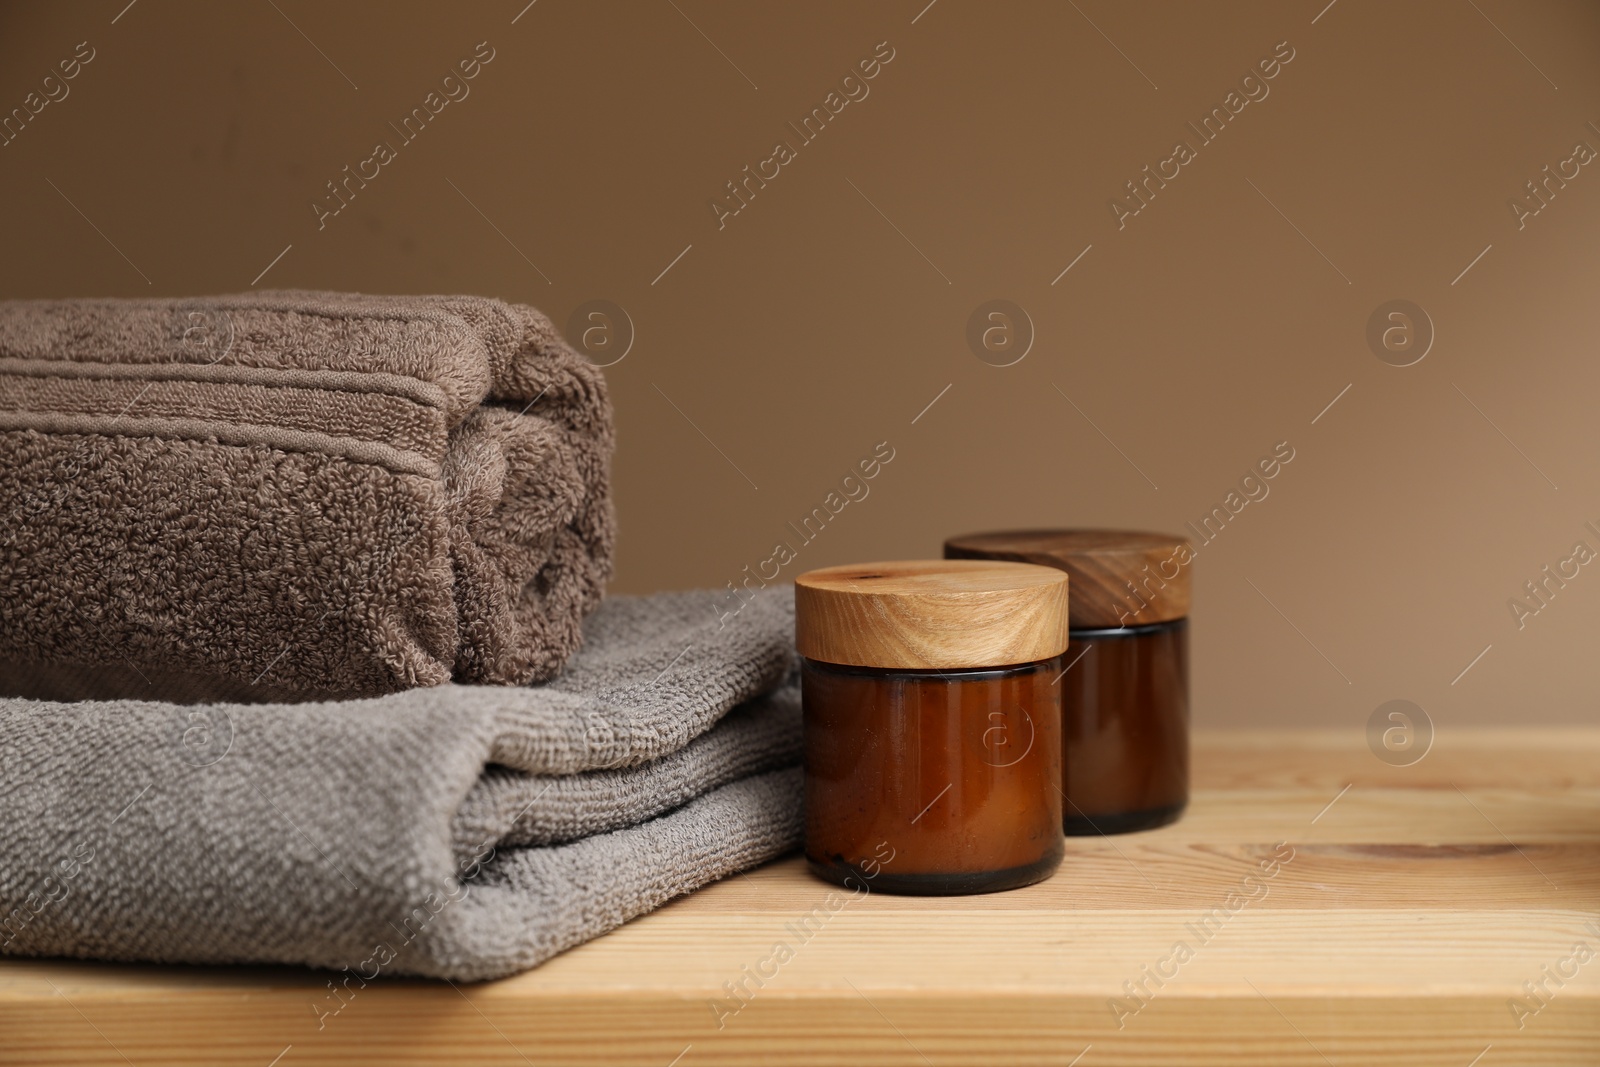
[0, 587, 802, 981]
[0, 291, 615, 699]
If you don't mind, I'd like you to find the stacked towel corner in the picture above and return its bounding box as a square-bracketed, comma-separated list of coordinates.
[0, 587, 803, 980]
[0, 291, 614, 699]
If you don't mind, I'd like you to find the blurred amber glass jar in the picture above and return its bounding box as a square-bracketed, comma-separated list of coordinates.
[947, 530, 1192, 835]
[795, 560, 1069, 895]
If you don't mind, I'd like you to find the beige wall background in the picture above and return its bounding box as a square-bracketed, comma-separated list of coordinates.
[2, 0, 1598, 730]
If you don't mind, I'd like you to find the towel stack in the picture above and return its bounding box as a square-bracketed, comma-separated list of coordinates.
[0, 294, 805, 980]
[0, 588, 802, 980]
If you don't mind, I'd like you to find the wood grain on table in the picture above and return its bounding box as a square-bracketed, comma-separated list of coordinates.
[3, 729, 1597, 1066]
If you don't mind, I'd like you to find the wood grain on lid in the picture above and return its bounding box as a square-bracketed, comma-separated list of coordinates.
[944, 529, 1192, 628]
[794, 559, 1069, 669]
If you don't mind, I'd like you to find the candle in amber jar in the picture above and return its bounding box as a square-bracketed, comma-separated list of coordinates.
[795, 560, 1069, 895]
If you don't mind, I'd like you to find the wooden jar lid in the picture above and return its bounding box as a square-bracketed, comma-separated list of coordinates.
[794, 560, 1069, 670]
[944, 529, 1192, 629]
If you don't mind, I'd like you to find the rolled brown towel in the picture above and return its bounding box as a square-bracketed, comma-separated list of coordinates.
[0, 291, 614, 699]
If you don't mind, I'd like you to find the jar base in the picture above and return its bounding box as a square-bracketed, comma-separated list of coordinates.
[1062, 802, 1185, 836]
[805, 851, 1062, 896]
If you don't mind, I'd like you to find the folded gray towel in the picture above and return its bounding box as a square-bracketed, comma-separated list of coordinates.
[0, 291, 614, 699]
[0, 587, 802, 981]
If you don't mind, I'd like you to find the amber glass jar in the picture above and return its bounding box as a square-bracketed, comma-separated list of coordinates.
[946, 530, 1192, 835]
[795, 560, 1069, 895]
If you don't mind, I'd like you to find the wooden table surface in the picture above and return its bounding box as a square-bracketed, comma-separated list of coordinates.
[3, 728, 1597, 1066]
